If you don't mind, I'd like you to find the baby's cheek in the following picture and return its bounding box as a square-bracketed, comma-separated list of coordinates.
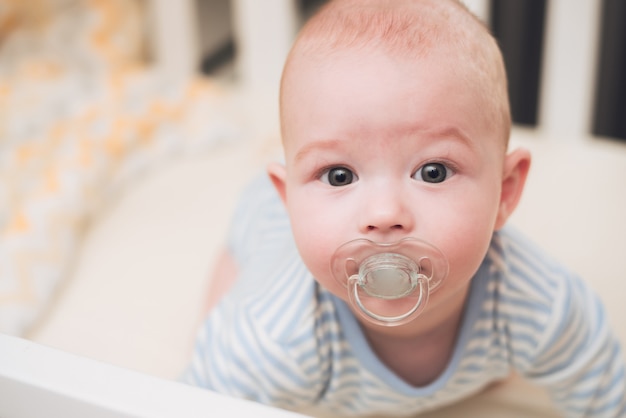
[291, 217, 324, 259]
[442, 221, 493, 282]
[291, 220, 343, 289]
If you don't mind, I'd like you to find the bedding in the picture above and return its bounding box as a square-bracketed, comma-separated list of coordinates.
[0, 0, 240, 336]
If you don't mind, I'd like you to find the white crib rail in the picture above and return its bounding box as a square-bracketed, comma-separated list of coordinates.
[0, 333, 309, 418]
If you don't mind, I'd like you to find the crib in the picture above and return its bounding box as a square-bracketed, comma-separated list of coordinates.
[1, 1, 625, 417]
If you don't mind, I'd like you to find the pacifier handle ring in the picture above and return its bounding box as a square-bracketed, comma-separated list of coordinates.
[417, 256, 443, 290]
[349, 275, 426, 324]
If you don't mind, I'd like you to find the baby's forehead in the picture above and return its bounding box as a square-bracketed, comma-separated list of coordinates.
[281, 0, 510, 146]
[286, 0, 500, 97]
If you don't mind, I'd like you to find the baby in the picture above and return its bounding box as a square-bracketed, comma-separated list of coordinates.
[185, 0, 626, 416]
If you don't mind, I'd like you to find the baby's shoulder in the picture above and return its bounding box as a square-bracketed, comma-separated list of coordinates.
[480, 228, 601, 365]
[194, 265, 339, 408]
[488, 226, 579, 308]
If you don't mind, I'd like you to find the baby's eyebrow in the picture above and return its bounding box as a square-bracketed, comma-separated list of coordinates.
[414, 126, 471, 145]
[292, 126, 476, 163]
[293, 138, 344, 163]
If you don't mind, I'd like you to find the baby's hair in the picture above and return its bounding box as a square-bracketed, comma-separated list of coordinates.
[280, 0, 511, 148]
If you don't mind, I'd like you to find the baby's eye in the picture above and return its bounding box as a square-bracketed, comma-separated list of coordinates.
[413, 163, 452, 183]
[321, 167, 356, 186]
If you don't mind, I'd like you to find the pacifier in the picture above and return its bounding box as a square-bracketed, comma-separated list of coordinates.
[330, 238, 448, 326]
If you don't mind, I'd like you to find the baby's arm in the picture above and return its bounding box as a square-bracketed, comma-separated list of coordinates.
[201, 173, 281, 317]
[526, 276, 626, 417]
[203, 248, 239, 316]
[182, 175, 322, 408]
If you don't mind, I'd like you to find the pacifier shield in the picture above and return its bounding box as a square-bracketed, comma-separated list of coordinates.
[330, 238, 448, 326]
[357, 252, 418, 299]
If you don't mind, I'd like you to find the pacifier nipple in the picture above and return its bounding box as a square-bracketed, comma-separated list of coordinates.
[330, 238, 448, 326]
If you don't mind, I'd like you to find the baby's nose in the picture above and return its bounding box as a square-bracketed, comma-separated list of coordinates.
[358, 183, 415, 236]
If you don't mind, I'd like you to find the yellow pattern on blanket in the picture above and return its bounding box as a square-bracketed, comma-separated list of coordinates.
[0, 0, 240, 336]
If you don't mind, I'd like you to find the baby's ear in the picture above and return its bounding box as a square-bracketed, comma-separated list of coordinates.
[267, 162, 288, 205]
[495, 148, 531, 230]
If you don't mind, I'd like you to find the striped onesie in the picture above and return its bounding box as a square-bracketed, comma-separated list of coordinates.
[184, 176, 626, 417]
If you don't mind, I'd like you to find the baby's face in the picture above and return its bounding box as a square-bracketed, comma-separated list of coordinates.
[275, 47, 508, 327]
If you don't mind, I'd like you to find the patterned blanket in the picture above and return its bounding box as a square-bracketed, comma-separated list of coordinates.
[0, 0, 240, 335]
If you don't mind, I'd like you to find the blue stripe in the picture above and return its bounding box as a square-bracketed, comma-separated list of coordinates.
[501, 311, 546, 334]
[502, 293, 552, 315]
[231, 313, 315, 403]
[506, 263, 554, 301]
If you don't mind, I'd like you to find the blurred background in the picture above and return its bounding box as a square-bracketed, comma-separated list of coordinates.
[153, 0, 626, 142]
[0, 0, 625, 386]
